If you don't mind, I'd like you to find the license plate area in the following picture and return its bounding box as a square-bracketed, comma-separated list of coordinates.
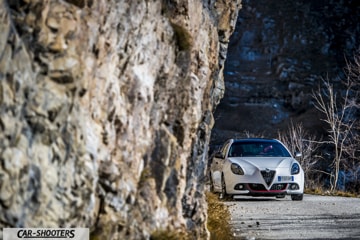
[278, 176, 294, 182]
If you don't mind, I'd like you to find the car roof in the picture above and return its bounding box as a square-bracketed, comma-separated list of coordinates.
[231, 138, 280, 143]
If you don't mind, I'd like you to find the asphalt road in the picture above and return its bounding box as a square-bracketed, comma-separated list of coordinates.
[225, 194, 360, 240]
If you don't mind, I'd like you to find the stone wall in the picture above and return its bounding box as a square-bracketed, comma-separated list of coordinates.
[0, 0, 241, 239]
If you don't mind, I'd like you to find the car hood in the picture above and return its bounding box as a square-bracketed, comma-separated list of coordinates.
[229, 157, 294, 169]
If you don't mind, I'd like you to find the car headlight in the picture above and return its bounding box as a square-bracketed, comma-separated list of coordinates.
[291, 163, 300, 175]
[231, 163, 244, 175]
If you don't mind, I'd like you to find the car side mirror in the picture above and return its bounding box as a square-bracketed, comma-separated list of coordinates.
[294, 151, 302, 158]
[215, 152, 224, 159]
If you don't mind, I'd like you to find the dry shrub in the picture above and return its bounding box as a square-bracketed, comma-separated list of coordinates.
[206, 192, 234, 240]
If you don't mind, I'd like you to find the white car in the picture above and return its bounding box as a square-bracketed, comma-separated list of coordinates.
[209, 138, 304, 201]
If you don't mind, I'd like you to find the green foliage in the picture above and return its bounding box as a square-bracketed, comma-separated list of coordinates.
[138, 168, 152, 188]
[90, 224, 113, 240]
[170, 22, 193, 51]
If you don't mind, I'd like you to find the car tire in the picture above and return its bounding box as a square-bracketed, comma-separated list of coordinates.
[291, 194, 303, 201]
[220, 175, 228, 200]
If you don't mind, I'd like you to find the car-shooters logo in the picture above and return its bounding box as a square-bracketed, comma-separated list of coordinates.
[18, 229, 75, 238]
[2, 228, 89, 240]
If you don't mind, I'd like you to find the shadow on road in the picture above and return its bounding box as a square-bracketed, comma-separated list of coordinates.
[221, 195, 289, 202]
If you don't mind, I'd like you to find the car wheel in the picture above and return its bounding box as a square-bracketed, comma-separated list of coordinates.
[291, 194, 303, 201]
[220, 175, 228, 199]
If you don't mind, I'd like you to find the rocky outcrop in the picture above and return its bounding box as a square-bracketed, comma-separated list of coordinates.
[212, 0, 360, 142]
[0, 0, 241, 239]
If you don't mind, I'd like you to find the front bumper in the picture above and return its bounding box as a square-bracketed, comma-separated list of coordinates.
[228, 182, 303, 196]
[225, 173, 304, 195]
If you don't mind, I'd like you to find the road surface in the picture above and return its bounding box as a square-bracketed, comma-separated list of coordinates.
[225, 194, 360, 239]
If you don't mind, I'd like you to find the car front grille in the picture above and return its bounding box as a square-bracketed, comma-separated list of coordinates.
[248, 183, 287, 192]
[248, 183, 267, 191]
[270, 183, 287, 191]
[261, 170, 276, 186]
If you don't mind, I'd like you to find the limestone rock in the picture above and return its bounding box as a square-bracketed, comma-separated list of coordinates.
[0, 0, 241, 239]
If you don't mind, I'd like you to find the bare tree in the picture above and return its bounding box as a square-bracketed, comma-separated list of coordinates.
[340, 54, 360, 190]
[312, 78, 355, 192]
[278, 122, 320, 189]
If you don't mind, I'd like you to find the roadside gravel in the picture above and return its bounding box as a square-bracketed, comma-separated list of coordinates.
[225, 194, 360, 239]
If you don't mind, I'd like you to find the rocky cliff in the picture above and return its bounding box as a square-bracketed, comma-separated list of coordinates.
[0, 0, 241, 239]
[212, 0, 360, 143]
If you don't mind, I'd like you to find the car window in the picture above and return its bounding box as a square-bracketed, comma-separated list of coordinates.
[231, 141, 291, 157]
[228, 144, 243, 157]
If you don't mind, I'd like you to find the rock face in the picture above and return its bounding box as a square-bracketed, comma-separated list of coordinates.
[212, 0, 360, 143]
[0, 0, 241, 239]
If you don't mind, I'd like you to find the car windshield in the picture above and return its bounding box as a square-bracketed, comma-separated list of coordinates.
[228, 141, 291, 157]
